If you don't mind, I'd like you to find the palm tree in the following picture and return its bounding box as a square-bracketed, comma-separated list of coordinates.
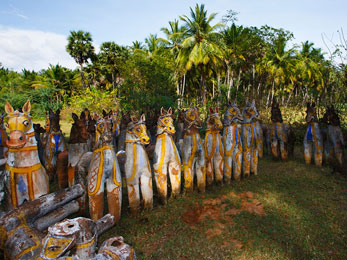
[66, 30, 95, 89]
[177, 4, 224, 103]
[260, 36, 296, 106]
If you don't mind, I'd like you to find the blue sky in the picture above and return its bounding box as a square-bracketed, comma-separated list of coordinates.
[0, 0, 346, 71]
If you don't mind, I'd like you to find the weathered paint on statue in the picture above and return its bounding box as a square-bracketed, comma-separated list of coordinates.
[269, 102, 288, 160]
[43, 109, 67, 180]
[204, 107, 224, 185]
[88, 115, 122, 222]
[241, 100, 259, 177]
[67, 112, 90, 187]
[223, 101, 243, 182]
[4, 100, 49, 208]
[0, 185, 84, 260]
[125, 114, 153, 212]
[40, 214, 114, 259]
[321, 105, 344, 171]
[182, 107, 206, 192]
[153, 107, 181, 203]
[304, 103, 323, 166]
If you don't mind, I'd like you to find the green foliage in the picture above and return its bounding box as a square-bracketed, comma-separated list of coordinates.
[118, 53, 177, 112]
[67, 87, 118, 114]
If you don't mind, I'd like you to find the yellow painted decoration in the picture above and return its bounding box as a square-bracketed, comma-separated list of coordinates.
[6, 163, 43, 207]
[88, 146, 113, 196]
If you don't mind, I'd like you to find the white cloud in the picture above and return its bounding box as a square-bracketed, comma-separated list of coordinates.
[0, 26, 78, 71]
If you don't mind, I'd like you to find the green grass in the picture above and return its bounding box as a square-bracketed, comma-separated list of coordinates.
[98, 146, 347, 260]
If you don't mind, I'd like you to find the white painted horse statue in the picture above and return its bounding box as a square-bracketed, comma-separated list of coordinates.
[241, 100, 259, 177]
[223, 101, 243, 182]
[204, 107, 224, 185]
[87, 115, 122, 222]
[304, 103, 323, 166]
[124, 114, 153, 212]
[153, 107, 181, 203]
[43, 109, 67, 180]
[3, 100, 49, 208]
[182, 107, 206, 192]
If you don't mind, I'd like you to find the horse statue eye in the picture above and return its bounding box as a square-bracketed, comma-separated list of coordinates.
[23, 120, 29, 126]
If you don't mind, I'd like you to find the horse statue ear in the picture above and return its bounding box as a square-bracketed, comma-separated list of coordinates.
[228, 100, 232, 106]
[306, 102, 310, 108]
[102, 110, 107, 118]
[56, 109, 61, 115]
[5, 101, 14, 114]
[22, 100, 31, 114]
[233, 99, 237, 106]
[252, 99, 256, 106]
[167, 107, 173, 115]
[216, 107, 219, 113]
[160, 107, 165, 116]
[130, 115, 138, 122]
[94, 113, 100, 121]
[140, 114, 146, 122]
[209, 107, 214, 114]
[72, 113, 78, 122]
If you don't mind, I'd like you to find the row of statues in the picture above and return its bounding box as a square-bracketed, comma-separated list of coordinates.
[0, 99, 344, 259]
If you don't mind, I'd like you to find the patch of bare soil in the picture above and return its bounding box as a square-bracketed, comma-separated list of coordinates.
[182, 191, 267, 250]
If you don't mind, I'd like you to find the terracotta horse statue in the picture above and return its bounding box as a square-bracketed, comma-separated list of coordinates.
[87, 114, 122, 222]
[223, 100, 243, 182]
[321, 105, 344, 172]
[124, 114, 153, 212]
[109, 109, 121, 152]
[0, 113, 8, 166]
[304, 103, 323, 166]
[43, 109, 67, 180]
[3, 100, 49, 209]
[204, 107, 224, 185]
[153, 107, 181, 204]
[241, 100, 259, 177]
[56, 112, 91, 191]
[81, 108, 96, 151]
[182, 107, 206, 193]
[269, 102, 289, 160]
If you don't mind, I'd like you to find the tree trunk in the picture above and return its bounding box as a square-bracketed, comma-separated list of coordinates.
[112, 72, 115, 91]
[79, 64, 86, 89]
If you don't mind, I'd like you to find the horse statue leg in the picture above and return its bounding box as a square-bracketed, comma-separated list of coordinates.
[106, 159, 122, 223]
[195, 135, 206, 192]
[183, 135, 195, 193]
[56, 150, 68, 189]
[168, 137, 181, 198]
[153, 136, 169, 204]
[213, 134, 224, 184]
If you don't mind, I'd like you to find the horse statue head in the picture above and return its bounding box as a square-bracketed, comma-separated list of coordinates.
[156, 107, 175, 135]
[126, 114, 150, 145]
[242, 99, 259, 124]
[5, 100, 34, 149]
[69, 112, 90, 144]
[207, 107, 223, 131]
[48, 109, 61, 133]
[224, 100, 242, 126]
[94, 113, 114, 147]
[321, 105, 341, 126]
[305, 102, 318, 123]
[184, 106, 202, 131]
[271, 102, 283, 123]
